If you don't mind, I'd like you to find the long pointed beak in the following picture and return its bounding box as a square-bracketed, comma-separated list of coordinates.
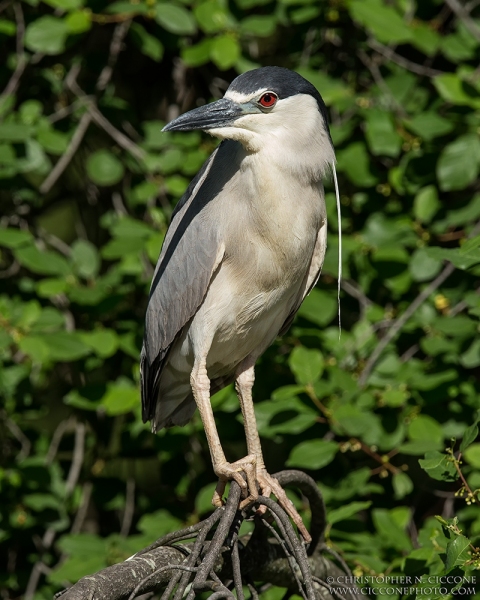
[162, 98, 247, 132]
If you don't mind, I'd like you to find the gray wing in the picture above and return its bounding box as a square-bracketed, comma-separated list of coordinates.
[141, 144, 227, 423]
[279, 218, 328, 336]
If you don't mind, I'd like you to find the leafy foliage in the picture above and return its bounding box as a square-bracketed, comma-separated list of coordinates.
[1, 0, 480, 599]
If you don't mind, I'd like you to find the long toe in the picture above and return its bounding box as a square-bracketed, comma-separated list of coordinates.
[212, 455, 258, 506]
[256, 469, 312, 543]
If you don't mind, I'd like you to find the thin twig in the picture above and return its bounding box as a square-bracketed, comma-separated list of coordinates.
[444, 0, 480, 42]
[46, 418, 73, 464]
[368, 38, 444, 78]
[39, 111, 92, 194]
[121, 478, 136, 537]
[70, 482, 93, 534]
[358, 261, 455, 386]
[48, 100, 83, 123]
[68, 79, 145, 161]
[341, 279, 372, 316]
[65, 422, 85, 497]
[0, 2, 26, 102]
[359, 221, 480, 386]
[3, 412, 31, 460]
[96, 20, 131, 92]
[357, 49, 407, 117]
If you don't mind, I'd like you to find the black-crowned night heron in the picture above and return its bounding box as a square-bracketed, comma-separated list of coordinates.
[141, 67, 340, 541]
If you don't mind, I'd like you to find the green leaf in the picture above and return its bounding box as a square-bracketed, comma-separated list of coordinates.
[210, 35, 240, 70]
[437, 134, 480, 191]
[18, 336, 51, 362]
[101, 383, 139, 415]
[182, 39, 212, 67]
[425, 246, 480, 271]
[418, 450, 458, 481]
[36, 278, 68, 298]
[405, 112, 454, 141]
[297, 288, 337, 327]
[372, 508, 412, 551]
[130, 22, 163, 62]
[413, 186, 440, 223]
[24, 493, 60, 511]
[332, 404, 377, 438]
[71, 239, 100, 279]
[392, 472, 414, 500]
[86, 149, 124, 186]
[36, 126, 69, 155]
[288, 346, 324, 385]
[328, 501, 372, 525]
[349, 0, 412, 44]
[240, 15, 276, 37]
[445, 536, 470, 571]
[286, 439, 338, 470]
[50, 534, 106, 584]
[409, 247, 442, 282]
[43, 0, 83, 9]
[408, 415, 444, 444]
[464, 443, 480, 468]
[0, 228, 33, 249]
[195, 483, 217, 514]
[460, 338, 480, 369]
[365, 111, 402, 157]
[106, 1, 149, 15]
[41, 332, 91, 361]
[0, 123, 32, 142]
[194, 0, 232, 34]
[459, 421, 479, 453]
[79, 330, 119, 358]
[137, 510, 182, 538]
[410, 22, 441, 56]
[434, 73, 480, 108]
[25, 16, 69, 54]
[14, 245, 70, 276]
[336, 142, 377, 187]
[65, 10, 91, 34]
[155, 4, 196, 35]
[0, 19, 16, 36]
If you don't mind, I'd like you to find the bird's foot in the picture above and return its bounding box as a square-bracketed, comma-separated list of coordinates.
[245, 469, 312, 543]
[212, 454, 257, 507]
[212, 462, 311, 543]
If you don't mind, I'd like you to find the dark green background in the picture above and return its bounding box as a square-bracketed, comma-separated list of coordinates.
[1, 0, 480, 598]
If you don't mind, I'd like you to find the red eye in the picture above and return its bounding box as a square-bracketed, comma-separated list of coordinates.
[259, 92, 277, 108]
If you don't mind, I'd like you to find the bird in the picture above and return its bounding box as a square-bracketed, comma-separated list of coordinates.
[140, 66, 339, 542]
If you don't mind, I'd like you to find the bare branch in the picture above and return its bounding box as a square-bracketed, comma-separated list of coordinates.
[121, 478, 136, 537]
[96, 20, 132, 92]
[46, 418, 74, 464]
[2, 410, 31, 460]
[358, 222, 480, 386]
[65, 422, 85, 496]
[444, 0, 480, 42]
[0, 2, 26, 101]
[48, 99, 83, 123]
[358, 261, 456, 387]
[55, 474, 359, 600]
[367, 39, 444, 78]
[39, 111, 92, 194]
[357, 49, 407, 117]
[70, 482, 93, 534]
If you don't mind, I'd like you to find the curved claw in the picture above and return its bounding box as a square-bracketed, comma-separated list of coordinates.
[255, 470, 312, 543]
[211, 455, 257, 507]
[210, 462, 311, 543]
